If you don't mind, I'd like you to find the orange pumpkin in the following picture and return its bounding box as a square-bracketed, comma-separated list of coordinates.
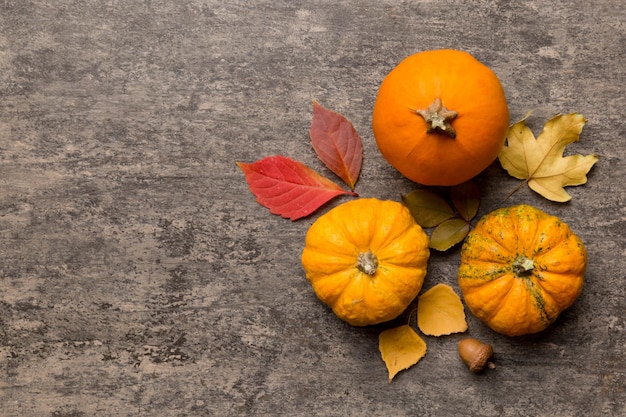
[372, 49, 510, 186]
[458, 205, 587, 336]
[301, 198, 429, 326]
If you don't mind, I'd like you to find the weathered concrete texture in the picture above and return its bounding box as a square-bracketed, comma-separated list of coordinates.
[0, 1, 624, 416]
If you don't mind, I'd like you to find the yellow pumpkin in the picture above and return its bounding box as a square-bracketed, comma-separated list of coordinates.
[301, 198, 430, 326]
[458, 205, 587, 336]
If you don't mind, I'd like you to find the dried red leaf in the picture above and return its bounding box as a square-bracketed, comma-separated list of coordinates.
[237, 155, 357, 221]
[309, 101, 363, 190]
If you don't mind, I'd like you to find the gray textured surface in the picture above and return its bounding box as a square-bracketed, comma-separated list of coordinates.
[0, 1, 625, 416]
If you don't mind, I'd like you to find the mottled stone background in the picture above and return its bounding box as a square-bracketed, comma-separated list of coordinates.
[0, 1, 624, 416]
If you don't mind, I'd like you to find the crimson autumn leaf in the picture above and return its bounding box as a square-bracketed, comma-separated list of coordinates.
[309, 101, 363, 190]
[237, 155, 357, 221]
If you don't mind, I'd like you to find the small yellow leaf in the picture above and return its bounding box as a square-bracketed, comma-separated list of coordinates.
[417, 284, 468, 336]
[379, 325, 427, 382]
[498, 113, 598, 202]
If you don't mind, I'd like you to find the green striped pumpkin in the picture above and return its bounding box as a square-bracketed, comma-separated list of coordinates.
[458, 205, 586, 336]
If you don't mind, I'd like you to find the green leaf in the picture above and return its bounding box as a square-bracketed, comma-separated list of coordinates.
[450, 181, 480, 222]
[402, 189, 455, 228]
[429, 218, 470, 251]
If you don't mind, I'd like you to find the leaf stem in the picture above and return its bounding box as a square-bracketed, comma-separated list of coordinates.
[407, 307, 418, 327]
[503, 179, 530, 202]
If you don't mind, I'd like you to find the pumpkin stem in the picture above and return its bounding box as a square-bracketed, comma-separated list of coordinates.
[512, 255, 535, 276]
[414, 98, 458, 138]
[357, 251, 378, 276]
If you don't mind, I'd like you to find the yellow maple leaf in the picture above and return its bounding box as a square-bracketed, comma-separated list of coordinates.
[379, 325, 427, 382]
[498, 113, 598, 202]
[417, 284, 468, 336]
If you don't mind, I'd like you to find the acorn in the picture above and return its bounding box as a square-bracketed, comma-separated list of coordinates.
[458, 338, 494, 373]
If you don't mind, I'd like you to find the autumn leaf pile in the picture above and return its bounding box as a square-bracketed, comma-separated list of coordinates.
[402, 182, 480, 251]
[238, 100, 598, 382]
